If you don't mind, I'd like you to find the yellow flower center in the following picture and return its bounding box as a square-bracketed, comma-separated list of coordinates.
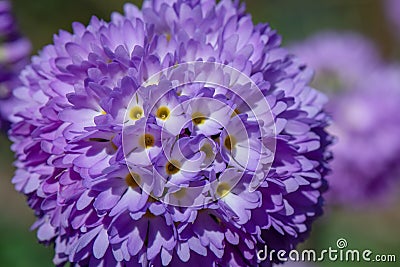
[156, 106, 170, 120]
[231, 108, 240, 118]
[129, 106, 143, 120]
[200, 143, 214, 159]
[139, 134, 155, 148]
[125, 173, 141, 188]
[166, 33, 172, 42]
[224, 135, 236, 151]
[192, 112, 207, 125]
[173, 188, 187, 199]
[166, 160, 181, 175]
[216, 182, 231, 198]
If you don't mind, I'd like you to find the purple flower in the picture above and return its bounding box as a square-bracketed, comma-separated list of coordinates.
[292, 32, 400, 206]
[0, 0, 31, 128]
[385, 0, 400, 37]
[10, 1, 331, 266]
[328, 66, 400, 206]
[290, 32, 381, 93]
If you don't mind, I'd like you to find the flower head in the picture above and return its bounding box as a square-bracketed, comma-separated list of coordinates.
[290, 32, 381, 93]
[293, 32, 400, 206]
[10, 1, 331, 266]
[328, 66, 400, 205]
[0, 0, 31, 128]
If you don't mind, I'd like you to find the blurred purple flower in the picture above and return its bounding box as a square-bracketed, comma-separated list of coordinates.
[292, 32, 400, 206]
[384, 0, 400, 36]
[0, 0, 31, 129]
[328, 66, 400, 205]
[10, 0, 331, 266]
[290, 32, 381, 93]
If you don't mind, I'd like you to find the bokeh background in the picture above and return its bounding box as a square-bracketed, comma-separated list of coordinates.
[1, 0, 399, 266]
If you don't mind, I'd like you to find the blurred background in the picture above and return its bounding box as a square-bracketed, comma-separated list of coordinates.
[1, 0, 399, 266]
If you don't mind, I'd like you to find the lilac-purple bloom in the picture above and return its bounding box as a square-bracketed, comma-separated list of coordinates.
[385, 0, 400, 37]
[290, 32, 381, 93]
[328, 66, 400, 205]
[292, 32, 400, 206]
[0, 0, 31, 128]
[10, 1, 331, 266]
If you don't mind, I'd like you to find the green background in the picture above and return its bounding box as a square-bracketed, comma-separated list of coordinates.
[1, 0, 399, 266]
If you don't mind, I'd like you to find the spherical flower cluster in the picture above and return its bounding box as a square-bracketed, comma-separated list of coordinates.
[10, 1, 331, 266]
[292, 32, 400, 206]
[0, 0, 31, 128]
